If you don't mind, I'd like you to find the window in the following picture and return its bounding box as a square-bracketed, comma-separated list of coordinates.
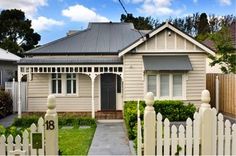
[173, 74, 182, 97]
[147, 75, 156, 95]
[66, 74, 76, 94]
[146, 73, 185, 99]
[160, 74, 169, 97]
[52, 74, 61, 94]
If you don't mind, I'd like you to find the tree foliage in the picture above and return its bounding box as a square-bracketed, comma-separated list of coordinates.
[0, 9, 40, 56]
[120, 14, 161, 30]
[208, 26, 236, 74]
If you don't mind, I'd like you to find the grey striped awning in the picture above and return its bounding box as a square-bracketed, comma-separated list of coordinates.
[143, 55, 193, 71]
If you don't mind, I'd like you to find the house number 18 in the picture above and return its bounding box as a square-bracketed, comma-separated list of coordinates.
[46, 120, 55, 130]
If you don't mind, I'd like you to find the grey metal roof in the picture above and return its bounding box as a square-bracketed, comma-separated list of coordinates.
[0, 48, 21, 61]
[143, 55, 193, 71]
[27, 22, 148, 55]
[18, 57, 122, 65]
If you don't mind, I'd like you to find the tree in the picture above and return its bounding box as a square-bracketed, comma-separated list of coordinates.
[120, 14, 160, 30]
[208, 26, 236, 74]
[0, 9, 40, 56]
[196, 13, 210, 41]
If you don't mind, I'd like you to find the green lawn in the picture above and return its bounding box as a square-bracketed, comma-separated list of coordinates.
[59, 127, 96, 155]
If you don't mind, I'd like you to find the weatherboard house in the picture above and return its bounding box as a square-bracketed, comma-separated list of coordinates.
[17, 22, 215, 118]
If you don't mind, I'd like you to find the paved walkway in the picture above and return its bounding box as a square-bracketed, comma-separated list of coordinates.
[88, 121, 132, 155]
[0, 114, 17, 127]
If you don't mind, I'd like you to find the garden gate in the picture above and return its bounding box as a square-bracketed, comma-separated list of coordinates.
[0, 95, 58, 155]
[137, 90, 236, 155]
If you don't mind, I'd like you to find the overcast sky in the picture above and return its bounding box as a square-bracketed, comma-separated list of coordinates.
[0, 0, 235, 44]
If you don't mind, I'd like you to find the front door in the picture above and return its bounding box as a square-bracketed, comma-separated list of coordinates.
[101, 74, 116, 110]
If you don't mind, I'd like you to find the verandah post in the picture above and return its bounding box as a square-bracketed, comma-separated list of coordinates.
[45, 94, 58, 155]
[144, 92, 156, 155]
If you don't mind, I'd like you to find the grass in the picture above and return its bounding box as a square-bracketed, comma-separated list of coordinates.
[59, 127, 96, 155]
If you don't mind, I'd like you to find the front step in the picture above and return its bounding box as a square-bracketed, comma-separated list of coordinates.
[95, 111, 123, 119]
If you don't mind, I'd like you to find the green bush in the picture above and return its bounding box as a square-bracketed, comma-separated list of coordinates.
[58, 116, 96, 127]
[12, 115, 40, 128]
[123, 100, 196, 140]
[0, 89, 13, 119]
[0, 124, 26, 137]
[12, 115, 96, 128]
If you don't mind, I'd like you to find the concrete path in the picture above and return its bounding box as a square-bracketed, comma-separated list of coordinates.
[88, 121, 132, 155]
[0, 114, 17, 127]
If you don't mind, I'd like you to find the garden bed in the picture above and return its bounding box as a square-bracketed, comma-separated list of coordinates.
[0, 115, 97, 155]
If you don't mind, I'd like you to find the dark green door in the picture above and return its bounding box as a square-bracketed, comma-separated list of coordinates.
[101, 74, 116, 110]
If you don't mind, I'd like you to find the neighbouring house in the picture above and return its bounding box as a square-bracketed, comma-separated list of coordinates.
[17, 22, 215, 118]
[203, 20, 236, 73]
[0, 48, 21, 87]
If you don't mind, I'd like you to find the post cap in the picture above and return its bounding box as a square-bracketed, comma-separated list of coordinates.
[201, 90, 210, 104]
[144, 92, 154, 106]
[47, 94, 56, 109]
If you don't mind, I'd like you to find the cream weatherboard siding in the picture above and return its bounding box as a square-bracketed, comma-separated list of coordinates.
[123, 29, 207, 104]
[27, 73, 100, 112]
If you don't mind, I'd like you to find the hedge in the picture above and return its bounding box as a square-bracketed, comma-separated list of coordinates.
[12, 115, 97, 129]
[123, 100, 196, 140]
[0, 89, 13, 119]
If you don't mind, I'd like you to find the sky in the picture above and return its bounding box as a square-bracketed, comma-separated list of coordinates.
[0, 0, 235, 44]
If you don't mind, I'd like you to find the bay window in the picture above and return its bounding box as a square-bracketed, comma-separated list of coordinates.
[148, 75, 156, 95]
[146, 73, 186, 99]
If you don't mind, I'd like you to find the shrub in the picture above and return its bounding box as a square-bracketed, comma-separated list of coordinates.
[0, 89, 13, 119]
[12, 115, 40, 128]
[12, 115, 96, 128]
[123, 100, 196, 140]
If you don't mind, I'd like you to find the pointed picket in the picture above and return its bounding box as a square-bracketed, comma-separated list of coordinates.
[232, 124, 236, 155]
[23, 130, 29, 155]
[38, 117, 45, 155]
[171, 125, 177, 156]
[193, 112, 200, 155]
[186, 118, 192, 155]
[217, 113, 224, 155]
[178, 125, 185, 156]
[164, 118, 170, 155]
[137, 116, 142, 156]
[211, 108, 217, 155]
[30, 123, 37, 155]
[7, 135, 14, 153]
[0, 135, 6, 155]
[15, 135, 21, 150]
[224, 120, 231, 155]
[156, 113, 163, 155]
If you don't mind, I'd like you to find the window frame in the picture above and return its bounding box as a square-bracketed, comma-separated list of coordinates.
[146, 72, 187, 100]
[51, 73, 62, 95]
[66, 73, 77, 95]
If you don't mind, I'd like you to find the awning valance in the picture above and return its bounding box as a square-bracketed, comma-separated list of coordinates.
[143, 55, 193, 71]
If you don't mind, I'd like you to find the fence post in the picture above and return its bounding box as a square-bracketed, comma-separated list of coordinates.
[199, 90, 214, 155]
[215, 76, 219, 112]
[144, 92, 156, 155]
[45, 95, 58, 155]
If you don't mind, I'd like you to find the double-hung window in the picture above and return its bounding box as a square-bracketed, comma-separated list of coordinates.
[66, 73, 76, 94]
[146, 73, 185, 99]
[52, 73, 62, 94]
[147, 75, 156, 95]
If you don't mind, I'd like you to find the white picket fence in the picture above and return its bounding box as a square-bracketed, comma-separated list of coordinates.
[0, 117, 44, 155]
[137, 90, 236, 155]
[0, 95, 58, 155]
[5, 81, 27, 112]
